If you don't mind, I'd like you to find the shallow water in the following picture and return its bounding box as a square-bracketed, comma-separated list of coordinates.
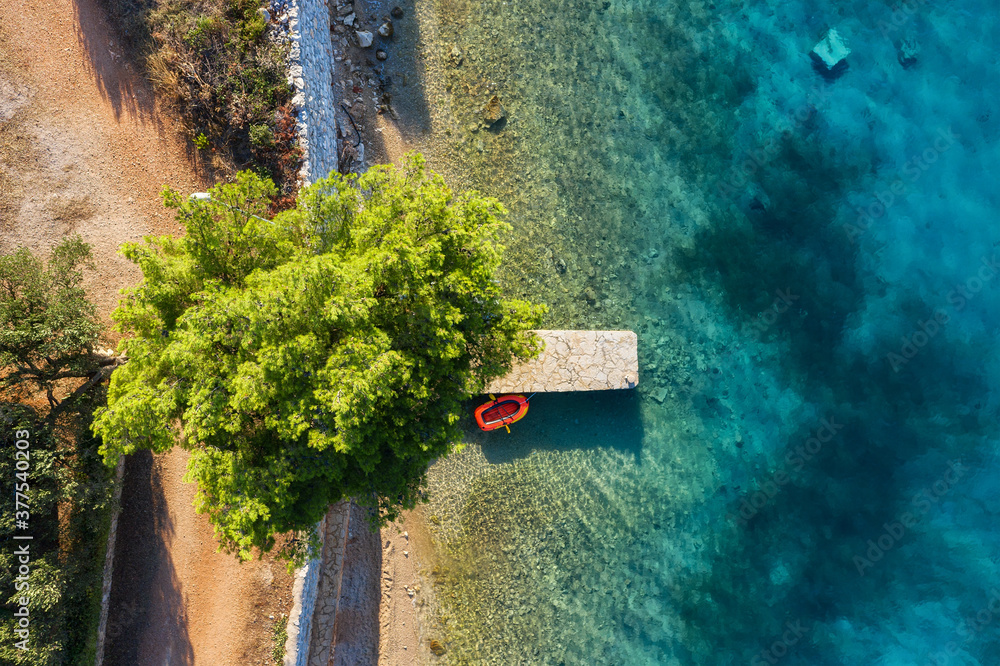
[390, 0, 1000, 663]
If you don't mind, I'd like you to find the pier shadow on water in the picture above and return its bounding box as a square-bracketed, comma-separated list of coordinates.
[462, 389, 644, 465]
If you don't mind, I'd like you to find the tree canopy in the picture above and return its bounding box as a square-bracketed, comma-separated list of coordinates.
[93, 153, 546, 560]
[0, 236, 102, 408]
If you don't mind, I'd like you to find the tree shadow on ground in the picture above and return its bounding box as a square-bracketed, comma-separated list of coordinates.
[464, 389, 644, 466]
[331, 502, 381, 666]
[71, 0, 162, 126]
[103, 450, 193, 666]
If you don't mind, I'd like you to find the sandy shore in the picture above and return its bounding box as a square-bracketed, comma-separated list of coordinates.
[330, 502, 442, 665]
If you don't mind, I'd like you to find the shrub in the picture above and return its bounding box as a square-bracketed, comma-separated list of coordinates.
[97, 0, 302, 205]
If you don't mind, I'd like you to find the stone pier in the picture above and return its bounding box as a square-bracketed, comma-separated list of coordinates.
[486, 330, 639, 393]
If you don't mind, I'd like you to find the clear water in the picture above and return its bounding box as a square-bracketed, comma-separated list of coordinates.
[389, 0, 1000, 663]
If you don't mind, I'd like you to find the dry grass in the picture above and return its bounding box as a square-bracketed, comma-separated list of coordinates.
[47, 195, 96, 229]
[0, 113, 31, 227]
[146, 48, 181, 100]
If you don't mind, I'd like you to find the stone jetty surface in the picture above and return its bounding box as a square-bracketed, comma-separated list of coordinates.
[486, 330, 639, 393]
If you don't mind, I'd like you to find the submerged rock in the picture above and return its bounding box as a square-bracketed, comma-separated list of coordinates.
[376, 49, 388, 61]
[898, 37, 920, 68]
[378, 20, 394, 37]
[448, 44, 463, 67]
[811, 29, 850, 79]
[356, 30, 374, 48]
[391, 6, 404, 19]
[481, 95, 506, 126]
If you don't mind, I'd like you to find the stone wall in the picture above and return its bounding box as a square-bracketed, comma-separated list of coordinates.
[283, 513, 327, 666]
[307, 502, 351, 666]
[273, 0, 349, 662]
[486, 330, 640, 393]
[271, 0, 339, 184]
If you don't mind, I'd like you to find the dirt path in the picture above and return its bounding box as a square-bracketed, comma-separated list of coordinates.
[0, 0, 295, 662]
[105, 448, 293, 666]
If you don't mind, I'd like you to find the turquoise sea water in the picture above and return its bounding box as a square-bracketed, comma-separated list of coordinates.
[390, 0, 1000, 663]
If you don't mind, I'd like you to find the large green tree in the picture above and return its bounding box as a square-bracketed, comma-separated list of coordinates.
[93, 153, 545, 560]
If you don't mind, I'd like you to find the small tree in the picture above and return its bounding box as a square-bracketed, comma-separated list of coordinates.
[93, 154, 546, 561]
[0, 236, 104, 409]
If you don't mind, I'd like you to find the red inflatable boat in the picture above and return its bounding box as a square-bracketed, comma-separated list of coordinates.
[474, 394, 529, 432]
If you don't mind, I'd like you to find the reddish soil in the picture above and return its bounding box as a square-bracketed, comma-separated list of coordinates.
[0, 0, 295, 662]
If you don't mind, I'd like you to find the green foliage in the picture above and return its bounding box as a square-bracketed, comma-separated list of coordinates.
[0, 236, 102, 403]
[271, 613, 288, 663]
[249, 123, 273, 148]
[193, 132, 209, 150]
[0, 402, 115, 666]
[94, 154, 546, 562]
[182, 15, 222, 51]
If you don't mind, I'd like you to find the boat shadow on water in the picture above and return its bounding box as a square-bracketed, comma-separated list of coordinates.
[461, 389, 645, 465]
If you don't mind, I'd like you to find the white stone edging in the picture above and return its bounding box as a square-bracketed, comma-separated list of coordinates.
[274, 0, 340, 186]
[273, 0, 344, 660]
[283, 515, 327, 666]
[93, 454, 126, 666]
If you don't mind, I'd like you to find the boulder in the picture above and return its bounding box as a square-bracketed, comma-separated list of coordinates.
[356, 30, 374, 48]
[378, 20, 394, 37]
[811, 29, 850, 79]
[481, 95, 506, 126]
[898, 37, 920, 69]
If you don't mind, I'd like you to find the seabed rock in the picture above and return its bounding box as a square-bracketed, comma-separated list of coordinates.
[378, 20, 394, 37]
[391, 6, 404, 18]
[898, 37, 920, 69]
[356, 30, 374, 48]
[811, 28, 850, 80]
[481, 94, 506, 126]
[376, 49, 388, 61]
